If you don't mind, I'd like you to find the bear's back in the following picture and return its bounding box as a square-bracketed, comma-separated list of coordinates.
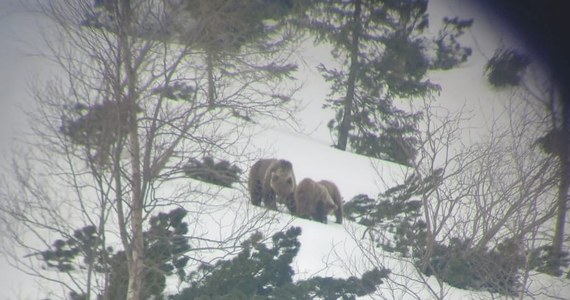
[318, 180, 341, 203]
[295, 178, 336, 221]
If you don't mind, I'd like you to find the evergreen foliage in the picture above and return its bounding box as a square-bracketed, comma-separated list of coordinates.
[536, 128, 568, 156]
[485, 48, 531, 88]
[151, 82, 197, 102]
[345, 171, 528, 295]
[299, 0, 472, 165]
[106, 208, 191, 299]
[170, 227, 389, 299]
[19, 0, 305, 299]
[40, 225, 101, 273]
[38, 208, 191, 299]
[60, 101, 140, 166]
[423, 238, 525, 295]
[183, 156, 242, 187]
[484, 47, 570, 278]
[171, 0, 304, 107]
[177, 0, 297, 51]
[344, 172, 432, 256]
[82, 0, 303, 111]
[432, 17, 474, 70]
[528, 245, 570, 277]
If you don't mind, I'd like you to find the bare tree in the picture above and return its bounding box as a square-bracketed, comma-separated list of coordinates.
[486, 49, 569, 275]
[0, 0, 300, 299]
[418, 99, 557, 298]
[344, 97, 558, 299]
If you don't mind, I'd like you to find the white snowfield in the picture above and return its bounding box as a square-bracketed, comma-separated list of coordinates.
[2, 124, 569, 299]
[179, 126, 570, 300]
[1, 0, 570, 299]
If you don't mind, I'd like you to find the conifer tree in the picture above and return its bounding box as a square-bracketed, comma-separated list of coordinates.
[299, 0, 472, 165]
[38, 208, 191, 299]
[171, 227, 390, 300]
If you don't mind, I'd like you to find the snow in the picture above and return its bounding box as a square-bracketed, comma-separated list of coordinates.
[149, 129, 570, 299]
[1, 1, 570, 299]
[141, 121, 570, 299]
[251, 128, 407, 199]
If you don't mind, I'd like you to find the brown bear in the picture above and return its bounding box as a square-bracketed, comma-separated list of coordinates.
[295, 178, 337, 224]
[318, 180, 343, 224]
[247, 158, 296, 213]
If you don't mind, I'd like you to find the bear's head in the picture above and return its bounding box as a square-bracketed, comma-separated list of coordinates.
[270, 169, 295, 196]
[269, 160, 295, 197]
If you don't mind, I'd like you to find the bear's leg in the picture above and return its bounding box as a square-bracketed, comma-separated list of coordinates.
[335, 207, 343, 224]
[314, 201, 327, 224]
[263, 190, 278, 210]
[284, 193, 296, 215]
[295, 199, 310, 220]
[251, 180, 263, 206]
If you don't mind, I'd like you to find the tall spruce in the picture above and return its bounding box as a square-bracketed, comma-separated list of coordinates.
[299, 0, 472, 165]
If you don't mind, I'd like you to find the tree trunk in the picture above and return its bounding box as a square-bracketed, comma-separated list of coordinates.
[552, 87, 570, 268]
[126, 72, 145, 300]
[125, 39, 145, 300]
[336, 0, 361, 150]
[126, 93, 144, 300]
[116, 0, 144, 299]
[207, 51, 216, 108]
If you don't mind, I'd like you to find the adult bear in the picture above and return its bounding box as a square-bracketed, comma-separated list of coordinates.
[318, 180, 343, 224]
[248, 158, 296, 213]
[295, 178, 337, 224]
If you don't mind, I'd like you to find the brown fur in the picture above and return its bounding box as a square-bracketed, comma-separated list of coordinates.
[248, 159, 296, 212]
[318, 180, 344, 224]
[295, 178, 337, 224]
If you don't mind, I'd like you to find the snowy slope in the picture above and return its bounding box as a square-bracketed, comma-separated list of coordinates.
[1, 1, 570, 299]
[152, 124, 570, 299]
[232, 126, 570, 300]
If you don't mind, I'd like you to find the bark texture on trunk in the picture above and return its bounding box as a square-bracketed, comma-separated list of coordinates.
[552, 86, 570, 266]
[337, 0, 361, 151]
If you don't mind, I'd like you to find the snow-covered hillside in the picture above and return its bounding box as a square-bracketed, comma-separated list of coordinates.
[139, 122, 570, 299]
[1, 1, 570, 299]
[219, 126, 570, 300]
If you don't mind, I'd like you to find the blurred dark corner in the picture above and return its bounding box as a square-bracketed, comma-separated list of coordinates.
[478, 0, 570, 100]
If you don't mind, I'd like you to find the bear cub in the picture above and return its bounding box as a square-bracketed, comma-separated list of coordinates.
[248, 158, 296, 212]
[295, 178, 337, 224]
